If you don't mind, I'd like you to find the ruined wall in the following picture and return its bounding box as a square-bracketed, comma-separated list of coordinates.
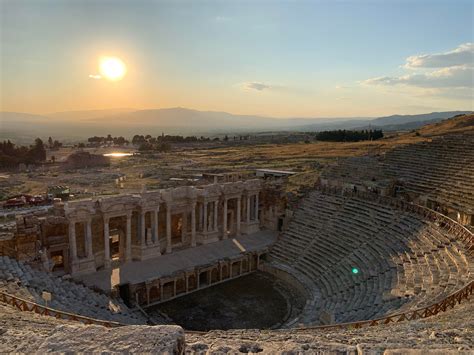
[0, 237, 16, 258]
[260, 183, 287, 231]
[13, 215, 41, 261]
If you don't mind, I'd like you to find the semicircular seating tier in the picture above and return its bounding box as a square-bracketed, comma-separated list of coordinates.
[382, 134, 474, 213]
[320, 133, 474, 223]
[269, 189, 473, 327]
[0, 255, 149, 325]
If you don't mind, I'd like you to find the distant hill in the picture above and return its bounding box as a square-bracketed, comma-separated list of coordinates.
[86, 107, 279, 129]
[356, 111, 472, 131]
[416, 113, 474, 136]
[0, 108, 360, 142]
[371, 111, 472, 126]
[355, 118, 440, 132]
[0, 108, 471, 143]
[46, 108, 135, 121]
[296, 111, 472, 132]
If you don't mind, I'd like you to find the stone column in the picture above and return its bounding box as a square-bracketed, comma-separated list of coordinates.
[246, 195, 251, 223]
[199, 203, 203, 231]
[213, 200, 218, 231]
[68, 221, 77, 262]
[191, 203, 196, 247]
[140, 211, 146, 246]
[166, 205, 172, 253]
[203, 201, 208, 234]
[255, 193, 259, 221]
[86, 219, 93, 259]
[153, 207, 159, 245]
[181, 212, 187, 243]
[125, 213, 132, 262]
[103, 217, 111, 268]
[236, 197, 241, 236]
[223, 198, 228, 239]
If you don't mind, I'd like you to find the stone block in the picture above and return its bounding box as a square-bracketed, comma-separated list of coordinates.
[36, 324, 185, 353]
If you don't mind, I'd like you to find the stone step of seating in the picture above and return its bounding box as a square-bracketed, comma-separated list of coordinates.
[270, 191, 473, 326]
[0, 256, 147, 325]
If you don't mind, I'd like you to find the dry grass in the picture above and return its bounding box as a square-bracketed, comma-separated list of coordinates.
[418, 114, 474, 136]
[3, 115, 468, 199]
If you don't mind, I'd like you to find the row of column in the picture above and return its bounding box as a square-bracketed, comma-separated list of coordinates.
[246, 193, 259, 223]
[229, 193, 258, 237]
[199, 200, 219, 234]
[68, 219, 94, 263]
[139, 208, 160, 246]
[69, 193, 260, 268]
[200, 193, 259, 240]
[164, 202, 196, 254]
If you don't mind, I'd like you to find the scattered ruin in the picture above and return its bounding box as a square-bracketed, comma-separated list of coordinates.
[64, 151, 110, 169]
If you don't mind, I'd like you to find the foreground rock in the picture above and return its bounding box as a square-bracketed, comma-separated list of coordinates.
[37, 324, 185, 353]
[0, 304, 184, 353]
[185, 300, 474, 354]
[1, 299, 473, 353]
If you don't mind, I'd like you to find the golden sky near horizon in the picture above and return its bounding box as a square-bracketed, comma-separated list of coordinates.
[1, 1, 472, 118]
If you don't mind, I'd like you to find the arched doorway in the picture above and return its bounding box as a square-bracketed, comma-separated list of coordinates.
[149, 285, 160, 303]
[210, 268, 219, 283]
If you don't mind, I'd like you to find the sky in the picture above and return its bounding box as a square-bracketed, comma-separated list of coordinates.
[1, 0, 473, 118]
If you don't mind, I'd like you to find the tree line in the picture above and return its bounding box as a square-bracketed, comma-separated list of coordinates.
[314, 129, 383, 142]
[0, 138, 47, 168]
[87, 135, 129, 146]
[131, 134, 219, 145]
[47, 137, 63, 150]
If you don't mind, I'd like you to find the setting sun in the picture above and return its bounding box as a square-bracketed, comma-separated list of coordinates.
[99, 56, 126, 81]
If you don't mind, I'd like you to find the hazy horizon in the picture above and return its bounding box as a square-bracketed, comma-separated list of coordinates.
[3, 106, 473, 121]
[1, 0, 472, 118]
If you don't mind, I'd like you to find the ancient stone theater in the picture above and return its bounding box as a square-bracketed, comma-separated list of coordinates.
[1, 128, 473, 353]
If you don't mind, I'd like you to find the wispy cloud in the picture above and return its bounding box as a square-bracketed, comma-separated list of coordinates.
[238, 81, 310, 96]
[89, 74, 102, 80]
[404, 43, 473, 69]
[364, 65, 473, 89]
[243, 82, 272, 91]
[363, 43, 474, 93]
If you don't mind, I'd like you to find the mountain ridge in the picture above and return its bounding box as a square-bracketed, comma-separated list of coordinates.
[1, 108, 471, 143]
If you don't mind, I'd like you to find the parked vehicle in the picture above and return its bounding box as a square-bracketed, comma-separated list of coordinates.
[2, 194, 52, 209]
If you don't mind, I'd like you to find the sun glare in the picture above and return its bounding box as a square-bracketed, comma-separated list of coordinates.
[99, 56, 126, 81]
